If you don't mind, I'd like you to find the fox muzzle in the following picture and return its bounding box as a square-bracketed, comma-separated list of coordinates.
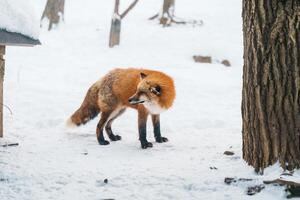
[128, 97, 145, 105]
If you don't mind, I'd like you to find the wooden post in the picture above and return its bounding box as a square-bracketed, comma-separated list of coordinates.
[0, 45, 5, 138]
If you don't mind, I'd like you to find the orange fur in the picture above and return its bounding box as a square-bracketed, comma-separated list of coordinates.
[68, 68, 175, 125]
[67, 68, 176, 148]
[140, 69, 176, 109]
[111, 68, 175, 110]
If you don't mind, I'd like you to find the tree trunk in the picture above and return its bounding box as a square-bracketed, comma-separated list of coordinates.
[0, 46, 5, 138]
[108, 0, 139, 48]
[242, 0, 300, 173]
[109, 16, 121, 48]
[109, 0, 121, 48]
[41, 0, 65, 31]
[160, 0, 175, 26]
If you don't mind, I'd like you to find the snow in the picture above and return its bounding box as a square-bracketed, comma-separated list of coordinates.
[1, 0, 300, 199]
[0, 0, 39, 39]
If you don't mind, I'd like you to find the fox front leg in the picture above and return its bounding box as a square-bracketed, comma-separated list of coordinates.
[138, 108, 153, 149]
[152, 115, 168, 143]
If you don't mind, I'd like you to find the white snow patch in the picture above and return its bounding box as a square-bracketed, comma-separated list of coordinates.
[112, 13, 121, 20]
[0, 0, 40, 39]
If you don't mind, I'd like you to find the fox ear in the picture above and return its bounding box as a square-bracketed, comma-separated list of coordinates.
[150, 85, 161, 96]
[140, 72, 147, 79]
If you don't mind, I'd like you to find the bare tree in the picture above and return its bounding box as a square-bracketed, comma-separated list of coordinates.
[41, 0, 65, 31]
[242, 0, 300, 173]
[149, 0, 202, 27]
[149, 0, 178, 26]
[109, 0, 139, 48]
[160, 0, 175, 25]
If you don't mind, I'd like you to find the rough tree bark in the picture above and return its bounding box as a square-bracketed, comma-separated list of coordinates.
[41, 0, 65, 31]
[0, 46, 5, 138]
[242, 0, 300, 173]
[109, 0, 139, 48]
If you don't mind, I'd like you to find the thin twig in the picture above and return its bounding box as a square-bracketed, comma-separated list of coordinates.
[171, 19, 187, 25]
[1, 143, 19, 147]
[1, 103, 13, 115]
[120, 0, 139, 19]
[149, 13, 159, 20]
[171, 16, 203, 26]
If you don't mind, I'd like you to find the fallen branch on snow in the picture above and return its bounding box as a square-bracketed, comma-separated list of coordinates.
[225, 177, 300, 197]
[1, 143, 19, 147]
[149, 13, 203, 27]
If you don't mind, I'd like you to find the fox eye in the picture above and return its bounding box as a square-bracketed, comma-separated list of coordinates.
[150, 86, 161, 95]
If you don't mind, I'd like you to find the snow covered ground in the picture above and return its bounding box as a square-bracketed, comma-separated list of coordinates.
[1, 0, 299, 199]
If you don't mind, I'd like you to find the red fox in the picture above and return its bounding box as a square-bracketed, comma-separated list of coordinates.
[67, 68, 176, 149]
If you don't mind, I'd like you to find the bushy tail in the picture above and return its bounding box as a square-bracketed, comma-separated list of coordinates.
[67, 86, 100, 127]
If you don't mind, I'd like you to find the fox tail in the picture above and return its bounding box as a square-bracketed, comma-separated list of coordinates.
[66, 86, 100, 127]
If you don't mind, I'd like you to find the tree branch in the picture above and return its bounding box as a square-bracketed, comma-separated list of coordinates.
[114, 0, 120, 14]
[149, 13, 159, 20]
[120, 0, 139, 19]
[1, 103, 12, 115]
[264, 179, 300, 187]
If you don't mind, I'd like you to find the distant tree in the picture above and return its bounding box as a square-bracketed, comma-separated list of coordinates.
[41, 0, 65, 31]
[160, 0, 175, 26]
[149, 0, 202, 27]
[242, 0, 300, 173]
[109, 0, 139, 48]
[149, 0, 176, 26]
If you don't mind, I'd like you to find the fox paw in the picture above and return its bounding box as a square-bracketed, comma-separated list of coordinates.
[141, 142, 153, 149]
[109, 134, 122, 141]
[98, 140, 110, 145]
[156, 137, 168, 143]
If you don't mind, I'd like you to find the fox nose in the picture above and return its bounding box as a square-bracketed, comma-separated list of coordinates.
[128, 97, 135, 103]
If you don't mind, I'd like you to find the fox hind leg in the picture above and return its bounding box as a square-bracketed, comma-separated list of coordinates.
[105, 108, 126, 141]
[97, 111, 114, 145]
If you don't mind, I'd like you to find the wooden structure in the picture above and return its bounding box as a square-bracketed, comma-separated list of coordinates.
[0, 29, 40, 137]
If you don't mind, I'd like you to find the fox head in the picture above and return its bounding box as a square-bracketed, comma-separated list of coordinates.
[128, 72, 175, 114]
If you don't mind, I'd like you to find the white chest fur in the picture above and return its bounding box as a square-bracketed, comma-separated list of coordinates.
[143, 101, 166, 114]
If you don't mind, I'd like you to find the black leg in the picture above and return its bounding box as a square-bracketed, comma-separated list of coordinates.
[96, 111, 112, 145]
[152, 115, 168, 143]
[138, 107, 152, 149]
[105, 108, 125, 141]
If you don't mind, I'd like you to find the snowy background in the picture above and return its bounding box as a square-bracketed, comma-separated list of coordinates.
[1, 0, 299, 199]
